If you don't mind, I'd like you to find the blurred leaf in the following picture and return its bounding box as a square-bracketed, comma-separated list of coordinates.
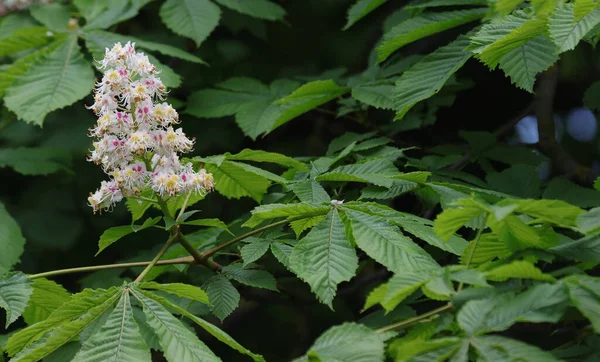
[160, 0, 221, 47]
[214, 0, 285, 21]
[29, 3, 71, 32]
[0, 202, 25, 275]
[343, 0, 388, 30]
[0, 273, 32, 328]
[0, 147, 71, 175]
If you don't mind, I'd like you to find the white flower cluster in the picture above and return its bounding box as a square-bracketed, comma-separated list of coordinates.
[87, 42, 213, 213]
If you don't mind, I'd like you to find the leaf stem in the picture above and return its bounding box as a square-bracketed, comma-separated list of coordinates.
[134, 233, 179, 282]
[176, 191, 193, 221]
[457, 226, 484, 292]
[375, 304, 453, 334]
[28, 256, 194, 280]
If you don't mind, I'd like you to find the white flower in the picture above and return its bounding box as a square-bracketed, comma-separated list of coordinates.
[87, 41, 213, 213]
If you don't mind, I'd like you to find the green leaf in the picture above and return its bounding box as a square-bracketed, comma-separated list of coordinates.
[79, 0, 152, 30]
[362, 282, 389, 311]
[270, 242, 294, 270]
[297, 323, 384, 362]
[243, 202, 331, 228]
[543, 178, 600, 208]
[490, 0, 525, 16]
[577, 207, 600, 235]
[290, 210, 358, 308]
[503, 199, 584, 228]
[381, 272, 435, 312]
[226, 149, 308, 171]
[391, 35, 472, 119]
[377, 9, 485, 63]
[71, 292, 151, 362]
[498, 35, 558, 92]
[182, 218, 232, 235]
[343, 0, 388, 30]
[9, 288, 121, 361]
[434, 205, 484, 241]
[550, 3, 600, 54]
[457, 283, 568, 335]
[315, 159, 399, 187]
[343, 209, 439, 273]
[4, 34, 94, 126]
[272, 80, 350, 131]
[138, 282, 210, 305]
[204, 275, 240, 321]
[96, 217, 162, 256]
[83, 30, 206, 64]
[136, 289, 265, 361]
[0, 273, 32, 328]
[405, 0, 488, 9]
[0, 26, 50, 57]
[292, 181, 331, 203]
[394, 216, 468, 255]
[214, 0, 285, 21]
[584, 81, 600, 111]
[564, 276, 600, 333]
[487, 213, 550, 250]
[22, 279, 70, 325]
[472, 335, 561, 362]
[204, 160, 272, 202]
[0, 202, 25, 275]
[29, 3, 71, 32]
[131, 290, 220, 361]
[241, 241, 271, 266]
[484, 260, 555, 282]
[360, 179, 421, 200]
[0, 147, 71, 175]
[222, 264, 278, 291]
[160, 0, 221, 47]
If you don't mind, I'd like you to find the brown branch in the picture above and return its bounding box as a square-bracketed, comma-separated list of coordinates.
[535, 65, 598, 185]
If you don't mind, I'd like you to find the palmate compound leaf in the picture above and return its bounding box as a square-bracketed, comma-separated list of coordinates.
[71, 291, 151, 362]
[22, 278, 70, 325]
[130, 289, 221, 362]
[135, 289, 265, 361]
[4, 33, 95, 126]
[0, 273, 32, 328]
[343, 0, 389, 30]
[391, 34, 473, 119]
[0, 202, 25, 275]
[550, 3, 600, 54]
[290, 209, 359, 308]
[292, 180, 331, 204]
[8, 287, 122, 362]
[342, 208, 439, 274]
[292, 323, 384, 362]
[315, 159, 400, 187]
[377, 8, 486, 63]
[0, 26, 50, 57]
[214, 0, 286, 21]
[159, 0, 221, 47]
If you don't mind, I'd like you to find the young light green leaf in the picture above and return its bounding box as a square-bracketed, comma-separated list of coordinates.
[0, 202, 25, 275]
[343, 209, 439, 273]
[4, 34, 94, 126]
[182, 218, 232, 235]
[577, 207, 600, 235]
[222, 264, 278, 291]
[550, 3, 600, 54]
[296, 323, 384, 362]
[504, 199, 584, 228]
[243, 202, 331, 228]
[160, 0, 221, 47]
[96, 217, 162, 256]
[0, 26, 50, 57]
[204, 275, 240, 321]
[138, 282, 210, 305]
[487, 214, 549, 250]
[0, 273, 32, 328]
[136, 289, 265, 361]
[315, 159, 399, 187]
[362, 282, 388, 312]
[22, 278, 70, 325]
[0, 147, 71, 176]
[434, 205, 484, 241]
[405, 0, 487, 9]
[290, 210, 358, 308]
[71, 292, 151, 362]
[131, 290, 220, 362]
[396, 218, 468, 255]
[343, 0, 388, 30]
[9, 288, 122, 361]
[484, 260, 555, 282]
[241, 241, 271, 266]
[204, 160, 272, 202]
[381, 272, 435, 312]
[392, 35, 472, 119]
[292, 181, 331, 203]
[377, 9, 486, 63]
[214, 0, 286, 21]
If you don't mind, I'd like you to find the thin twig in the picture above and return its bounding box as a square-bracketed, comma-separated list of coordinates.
[28, 256, 194, 280]
[457, 226, 484, 292]
[134, 233, 179, 282]
[376, 304, 453, 333]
